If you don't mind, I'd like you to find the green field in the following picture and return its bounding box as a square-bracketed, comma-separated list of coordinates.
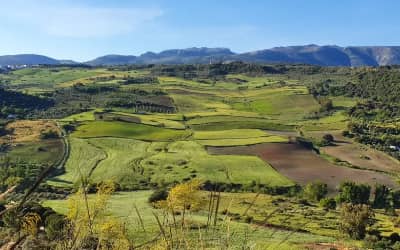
[49, 137, 293, 189]
[47, 138, 106, 187]
[111, 112, 186, 129]
[231, 92, 319, 121]
[71, 121, 191, 141]
[191, 119, 295, 131]
[193, 129, 288, 146]
[193, 129, 269, 139]
[59, 109, 98, 122]
[298, 111, 349, 131]
[6, 139, 64, 165]
[196, 136, 288, 146]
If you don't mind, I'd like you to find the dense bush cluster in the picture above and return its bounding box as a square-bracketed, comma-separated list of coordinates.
[72, 83, 118, 94]
[0, 157, 48, 193]
[34, 84, 175, 118]
[122, 76, 159, 84]
[348, 68, 400, 103]
[346, 120, 400, 159]
[150, 62, 284, 79]
[308, 67, 400, 103]
[0, 88, 54, 118]
[308, 67, 400, 159]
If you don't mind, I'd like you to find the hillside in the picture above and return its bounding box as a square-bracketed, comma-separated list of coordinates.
[0, 54, 60, 66]
[87, 45, 400, 66]
[86, 47, 235, 65]
[1, 63, 400, 249]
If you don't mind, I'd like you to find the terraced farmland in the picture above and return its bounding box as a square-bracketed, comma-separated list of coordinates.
[2, 64, 400, 249]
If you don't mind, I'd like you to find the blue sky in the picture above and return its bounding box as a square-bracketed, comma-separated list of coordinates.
[1, 0, 399, 61]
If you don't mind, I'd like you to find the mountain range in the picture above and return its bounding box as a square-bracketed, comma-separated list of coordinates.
[1, 45, 400, 67]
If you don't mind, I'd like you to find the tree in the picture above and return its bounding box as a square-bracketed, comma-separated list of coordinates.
[339, 203, 374, 239]
[40, 130, 59, 139]
[321, 134, 334, 146]
[391, 190, 400, 209]
[373, 184, 390, 209]
[336, 182, 371, 204]
[62, 124, 76, 133]
[303, 181, 328, 202]
[148, 188, 168, 203]
[319, 198, 336, 210]
[319, 98, 334, 112]
[61, 181, 130, 250]
[166, 179, 202, 225]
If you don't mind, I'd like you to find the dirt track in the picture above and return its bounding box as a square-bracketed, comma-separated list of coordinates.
[208, 143, 397, 191]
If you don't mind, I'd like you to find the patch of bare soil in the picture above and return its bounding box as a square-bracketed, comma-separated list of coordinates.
[323, 133, 399, 174]
[0, 120, 59, 143]
[306, 131, 399, 174]
[208, 142, 397, 191]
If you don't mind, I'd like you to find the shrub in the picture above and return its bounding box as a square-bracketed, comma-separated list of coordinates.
[336, 182, 371, 204]
[244, 216, 253, 223]
[0, 201, 6, 213]
[339, 203, 374, 239]
[298, 199, 311, 206]
[40, 130, 59, 139]
[319, 97, 334, 112]
[364, 235, 393, 250]
[373, 184, 390, 209]
[62, 124, 76, 133]
[392, 190, 400, 209]
[319, 197, 336, 210]
[2, 208, 20, 229]
[390, 233, 400, 244]
[342, 130, 351, 137]
[321, 134, 334, 146]
[45, 214, 65, 240]
[303, 181, 328, 202]
[148, 188, 168, 203]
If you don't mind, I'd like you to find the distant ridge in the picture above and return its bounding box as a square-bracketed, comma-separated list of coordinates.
[2, 45, 400, 67]
[86, 45, 400, 66]
[86, 47, 234, 66]
[0, 54, 59, 66]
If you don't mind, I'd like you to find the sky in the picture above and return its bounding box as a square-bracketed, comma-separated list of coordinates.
[0, 0, 399, 61]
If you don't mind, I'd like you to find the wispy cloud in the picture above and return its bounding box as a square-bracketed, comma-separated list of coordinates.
[1, 1, 163, 38]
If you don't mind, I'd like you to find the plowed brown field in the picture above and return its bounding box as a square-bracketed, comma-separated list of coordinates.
[208, 143, 397, 191]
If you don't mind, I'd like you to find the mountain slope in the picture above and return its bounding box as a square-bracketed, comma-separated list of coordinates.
[236, 45, 352, 66]
[2, 46, 400, 67]
[86, 46, 400, 66]
[344, 46, 400, 66]
[85, 55, 139, 66]
[0, 54, 60, 66]
[86, 47, 235, 65]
